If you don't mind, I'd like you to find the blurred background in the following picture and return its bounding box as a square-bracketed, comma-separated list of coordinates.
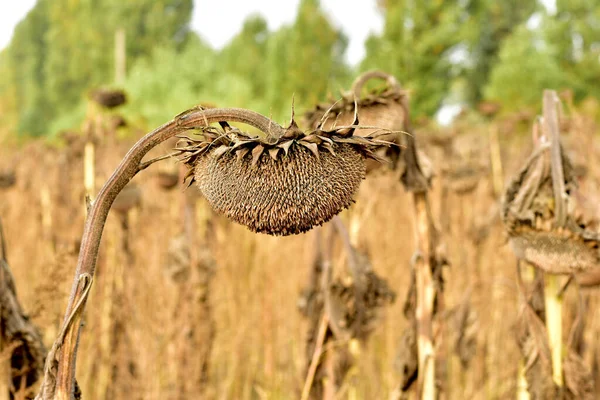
[0, 0, 598, 140]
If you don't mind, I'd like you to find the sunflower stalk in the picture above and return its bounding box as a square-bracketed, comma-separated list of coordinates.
[488, 124, 504, 197]
[542, 90, 566, 387]
[544, 274, 563, 387]
[412, 193, 436, 400]
[397, 86, 437, 400]
[312, 70, 439, 399]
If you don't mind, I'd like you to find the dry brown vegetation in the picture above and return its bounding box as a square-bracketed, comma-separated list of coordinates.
[0, 82, 599, 399]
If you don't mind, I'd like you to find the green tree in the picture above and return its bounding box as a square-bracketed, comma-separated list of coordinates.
[266, 0, 350, 119]
[43, 0, 193, 115]
[0, 0, 52, 136]
[541, 0, 600, 101]
[485, 0, 600, 111]
[0, 0, 193, 136]
[458, 0, 538, 105]
[362, 0, 463, 118]
[218, 15, 270, 105]
[123, 35, 218, 129]
[484, 24, 567, 111]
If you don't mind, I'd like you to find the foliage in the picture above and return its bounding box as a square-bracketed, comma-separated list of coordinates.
[0, 0, 599, 137]
[457, 0, 539, 105]
[542, 0, 600, 101]
[124, 0, 350, 130]
[361, 0, 464, 118]
[0, 0, 193, 137]
[485, 1, 600, 111]
[484, 24, 568, 112]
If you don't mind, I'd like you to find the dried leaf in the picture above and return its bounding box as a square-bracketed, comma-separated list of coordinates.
[236, 147, 250, 161]
[212, 145, 230, 159]
[277, 140, 294, 156]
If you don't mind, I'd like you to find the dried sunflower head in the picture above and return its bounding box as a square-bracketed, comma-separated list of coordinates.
[175, 113, 393, 236]
[89, 88, 127, 109]
[304, 71, 407, 172]
[502, 141, 600, 274]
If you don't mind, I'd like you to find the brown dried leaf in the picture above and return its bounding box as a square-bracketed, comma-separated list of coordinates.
[212, 145, 230, 159]
[236, 147, 250, 161]
[251, 144, 264, 166]
[277, 140, 294, 156]
[268, 147, 280, 160]
[299, 141, 320, 159]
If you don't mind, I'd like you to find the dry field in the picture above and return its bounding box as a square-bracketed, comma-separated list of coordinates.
[1, 90, 599, 399]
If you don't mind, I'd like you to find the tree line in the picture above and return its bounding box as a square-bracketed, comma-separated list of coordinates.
[0, 0, 598, 137]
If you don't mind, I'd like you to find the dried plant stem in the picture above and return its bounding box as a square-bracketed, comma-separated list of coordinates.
[40, 185, 53, 241]
[412, 192, 436, 400]
[517, 359, 530, 400]
[488, 124, 504, 197]
[395, 89, 438, 399]
[322, 346, 336, 400]
[542, 90, 566, 388]
[332, 216, 365, 331]
[544, 274, 563, 386]
[36, 108, 288, 400]
[0, 217, 46, 399]
[543, 91, 566, 228]
[96, 223, 117, 399]
[301, 314, 329, 400]
[351, 69, 400, 98]
[83, 142, 95, 202]
[0, 328, 9, 400]
[173, 184, 215, 397]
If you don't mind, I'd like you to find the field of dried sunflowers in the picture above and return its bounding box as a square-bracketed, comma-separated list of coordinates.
[1, 73, 600, 400]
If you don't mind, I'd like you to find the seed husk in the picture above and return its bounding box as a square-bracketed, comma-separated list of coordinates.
[176, 118, 392, 235]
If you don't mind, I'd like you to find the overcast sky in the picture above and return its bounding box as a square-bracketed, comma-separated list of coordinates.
[0, 1, 383, 65]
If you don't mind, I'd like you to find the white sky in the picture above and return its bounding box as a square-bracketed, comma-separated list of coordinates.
[0, 1, 382, 65]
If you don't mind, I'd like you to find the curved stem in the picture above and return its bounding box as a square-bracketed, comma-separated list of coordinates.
[43, 108, 285, 399]
[351, 70, 400, 98]
[177, 107, 286, 138]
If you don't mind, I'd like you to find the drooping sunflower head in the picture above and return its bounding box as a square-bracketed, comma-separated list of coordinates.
[175, 110, 394, 235]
